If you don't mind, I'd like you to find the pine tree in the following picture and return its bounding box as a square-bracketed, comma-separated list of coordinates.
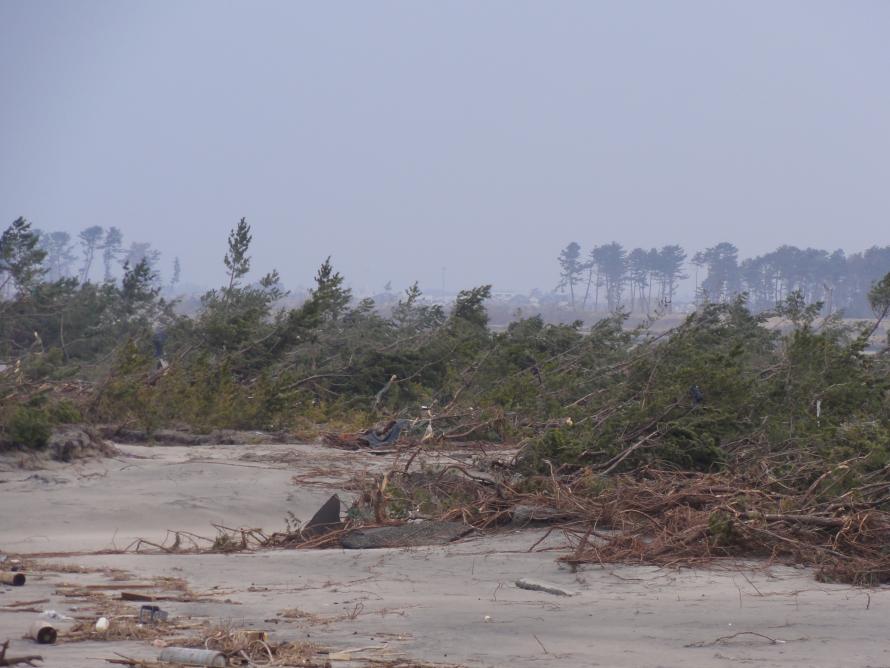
[78, 225, 104, 283]
[171, 256, 181, 289]
[224, 217, 252, 297]
[101, 227, 124, 281]
[556, 242, 583, 309]
[0, 217, 46, 299]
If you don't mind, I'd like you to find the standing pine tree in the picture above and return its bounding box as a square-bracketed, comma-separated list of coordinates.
[691, 250, 706, 305]
[78, 225, 104, 283]
[170, 256, 181, 290]
[0, 217, 46, 300]
[593, 242, 627, 312]
[101, 227, 124, 282]
[120, 258, 160, 319]
[224, 217, 252, 300]
[657, 245, 687, 311]
[863, 271, 890, 343]
[309, 256, 352, 321]
[626, 248, 650, 313]
[556, 242, 583, 309]
[39, 231, 77, 280]
[700, 242, 740, 303]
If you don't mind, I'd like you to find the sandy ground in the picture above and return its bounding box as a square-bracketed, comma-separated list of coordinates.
[2, 442, 890, 667]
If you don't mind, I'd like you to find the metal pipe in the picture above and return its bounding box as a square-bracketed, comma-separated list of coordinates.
[157, 647, 227, 667]
[27, 620, 57, 644]
[0, 572, 26, 586]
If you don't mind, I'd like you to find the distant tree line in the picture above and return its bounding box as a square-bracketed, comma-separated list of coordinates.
[27, 223, 179, 290]
[558, 241, 890, 317]
[558, 242, 687, 313]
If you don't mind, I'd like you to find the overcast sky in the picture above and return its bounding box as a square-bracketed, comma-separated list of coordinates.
[2, 1, 888, 295]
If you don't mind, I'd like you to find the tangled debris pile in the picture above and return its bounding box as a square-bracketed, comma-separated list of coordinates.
[117, 430, 890, 586]
[354, 449, 890, 586]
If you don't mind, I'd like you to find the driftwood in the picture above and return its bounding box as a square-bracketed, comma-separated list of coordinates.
[103, 656, 165, 667]
[0, 640, 43, 667]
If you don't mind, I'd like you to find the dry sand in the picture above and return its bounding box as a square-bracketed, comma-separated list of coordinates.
[2, 441, 889, 667]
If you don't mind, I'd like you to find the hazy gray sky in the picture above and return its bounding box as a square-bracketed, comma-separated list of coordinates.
[2, 1, 889, 294]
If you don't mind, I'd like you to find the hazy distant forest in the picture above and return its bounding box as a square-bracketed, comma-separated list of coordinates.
[11, 219, 889, 319]
[2, 216, 889, 482]
[557, 240, 890, 317]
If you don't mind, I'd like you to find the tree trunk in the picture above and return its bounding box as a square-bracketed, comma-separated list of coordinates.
[594, 271, 600, 312]
[581, 267, 593, 310]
